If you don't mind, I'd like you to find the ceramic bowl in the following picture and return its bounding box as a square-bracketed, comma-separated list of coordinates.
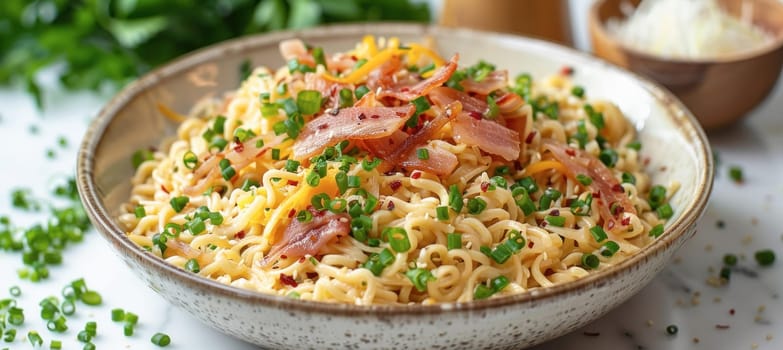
[77, 24, 713, 350]
[589, 0, 783, 130]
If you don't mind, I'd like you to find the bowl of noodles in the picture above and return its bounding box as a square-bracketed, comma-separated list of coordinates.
[77, 24, 713, 349]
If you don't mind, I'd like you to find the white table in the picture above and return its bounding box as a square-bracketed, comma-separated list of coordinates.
[1, 70, 781, 349]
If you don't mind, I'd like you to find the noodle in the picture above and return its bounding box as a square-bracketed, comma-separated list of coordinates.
[119, 36, 676, 305]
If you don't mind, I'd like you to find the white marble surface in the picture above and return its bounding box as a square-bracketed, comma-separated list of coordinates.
[1, 58, 783, 350]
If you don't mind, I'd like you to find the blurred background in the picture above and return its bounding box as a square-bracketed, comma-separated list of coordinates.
[0, 0, 590, 109]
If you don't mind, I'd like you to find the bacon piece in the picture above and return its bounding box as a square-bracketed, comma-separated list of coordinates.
[366, 54, 403, 91]
[460, 70, 508, 96]
[184, 135, 285, 195]
[451, 112, 520, 161]
[428, 86, 488, 115]
[495, 92, 525, 114]
[292, 105, 414, 161]
[262, 211, 350, 267]
[279, 39, 315, 68]
[378, 54, 459, 101]
[399, 144, 458, 175]
[165, 240, 213, 268]
[541, 139, 636, 230]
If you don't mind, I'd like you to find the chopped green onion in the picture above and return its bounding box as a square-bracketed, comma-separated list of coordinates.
[131, 149, 154, 169]
[355, 85, 370, 99]
[77, 330, 92, 342]
[85, 321, 97, 336]
[81, 290, 102, 306]
[361, 157, 381, 171]
[723, 254, 738, 266]
[84, 342, 96, 350]
[233, 127, 256, 142]
[656, 203, 673, 219]
[185, 258, 200, 273]
[571, 86, 585, 98]
[124, 324, 134, 336]
[336, 171, 348, 194]
[220, 165, 236, 180]
[569, 193, 592, 216]
[505, 230, 526, 251]
[4, 328, 16, 341]
[124, 312, 139, 325]
[151, 333, 171, 347]
[435, 206, 449, 221]
[339, 88, 354, 108]
[649, 224, 664, 238]
[416, 148, 429, 160]
[491, 275, 510, 292]
[411, 96, 431, 116]
[448, 184, 464, 213]
[468, 197, 487, 215]
[363, 194, 378, 214]
[545, 215, 565, 227]
[584, 104, 605, 129]
[474, 284, 494, 300]
[61, 300, 75, 315]
[182, 150, 198, 170]
[384, 227, 411, 253]
[296, 209, 313, 223]
[169, 196, 189, 213]
[485, 95, 499, 119]
[589, 226, 607, 243]
[488, 243, 513, 264]
[288, 58, 314, 74]
[111, 308, 125, 322]
[297, 90, 322, 115]
[285, 159, 300, 173]
[350, 215, 372, 242]
[494, 166, 510, 176]
[10, 285, 21, 297]
[539, 188, 561, 210]
[209, 137, 228, 152]
[600, 241, 620, 257]
[420, 63, 436, 74]
[576, 174, 592, 186]
[28, 331, 43, 347]
[581, 253, 600, 269]
[489, 176, 507, 189]
[648, 185, 667, 209]
[511, 187, 536, 216]
[354, 58, 368, 69]
[271, 148, 280, 160]
[621, 172, 636, 184]
[306, 171, 320, 187]
[598, 148, 618, 168]
[729, 166, 743, 183]
[447, 233, 462, 250]
[405, 268, 435, 292]
[50, 340, 63, 349]
[241, 178, 260, 191]
[327, 198, 347, 213]
[345, 175, 361, 189]
[311, 193, 330, 210]
[261, 102, 280, 118]
[627, 141, 642, 151]
[755, 249, 775, 266]
[720, 266, 731, 281]
[276, 83, 288, 95]
[312, 46, 326, 67]
[255, 139, 265, 148]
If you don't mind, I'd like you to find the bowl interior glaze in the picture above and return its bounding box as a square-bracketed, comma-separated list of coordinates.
[78, 24, 713, 349]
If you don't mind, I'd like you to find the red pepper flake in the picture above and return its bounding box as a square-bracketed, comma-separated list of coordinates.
[387, 201, 396, 210]
[564, 198, 573, 207]
[468, 111, 483, 120]
[560, 65, 574, 76]
[279, 274, 298, 287]
[389, 180, 402, 191]
[565, 148, 576, 157]
[715, 324, 730, 330]
[528, 241, 534, 248]
[236, 230, 246, 239]
[411, 171, 422, 179]
[612, 184, 624, 193]
[525, 131, 536, 144]
[288, 180, 299, 186]
[480, 182, 490, 192]
[550, 209, 560, 216]
[288, 208, 296, 218]
[395, 111, 407, 118]
[318, 123, 329, 130]
[233, 141, 244, 153]
[280, 254, 288, 259]
[400, 87, 410, 92]
[357, 113, 367, 120]
[593, 191, 601, 199]
[370, 114, 380, 119]
[643, 157, 651, 166]
[160, 185, 170, 194]
[611, 202, 624, 215]
[306, 272, 318, 280]
[621, 216, 631, 226]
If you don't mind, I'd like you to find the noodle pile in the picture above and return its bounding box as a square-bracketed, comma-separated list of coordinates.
[119, 36, 677, 305]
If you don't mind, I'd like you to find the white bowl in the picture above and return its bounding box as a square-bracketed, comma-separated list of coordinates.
[77, 24, 713, 349]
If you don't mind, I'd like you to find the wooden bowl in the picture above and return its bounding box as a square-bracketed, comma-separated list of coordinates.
[589, 0, 783, 130]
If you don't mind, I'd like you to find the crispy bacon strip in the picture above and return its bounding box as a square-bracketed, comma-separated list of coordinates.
[451, 112, 520, 161]
[262, 210, 350, 267]
[184, 135, 285, 195]
[460, 70, 508, 96]
[378, 54, 459, 101]
[495, 92, 525, 114]
[292, 105, 414, 161]
[399, 144, 458, 175]
[428, 86, 488, 116]
[279, 39, 315, 68]
[541, 139, 636, 230]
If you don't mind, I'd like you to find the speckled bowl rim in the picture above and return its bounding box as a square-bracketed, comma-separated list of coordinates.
[77, 23, 713, 316]
[589, 0, 783, 64]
